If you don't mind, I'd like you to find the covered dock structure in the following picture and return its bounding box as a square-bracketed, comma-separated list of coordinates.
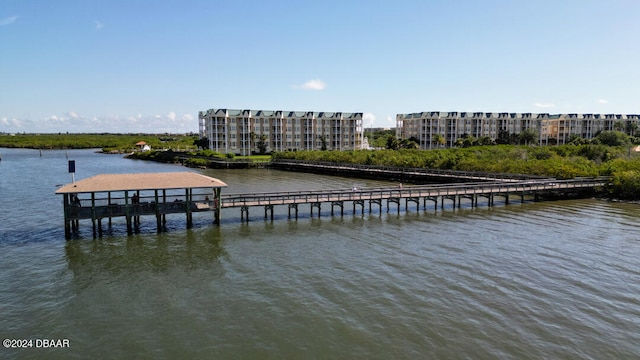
[56, 172, 227, 239]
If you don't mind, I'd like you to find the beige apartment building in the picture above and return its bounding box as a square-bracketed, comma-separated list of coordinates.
[396, 112, 640, 149]
[199, 108, 364, 155]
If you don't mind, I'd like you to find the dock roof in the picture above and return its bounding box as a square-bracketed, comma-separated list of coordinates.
[55, 172, 227, 194]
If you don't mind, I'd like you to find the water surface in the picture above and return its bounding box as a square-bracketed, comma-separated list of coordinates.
[1, 148, 639, 359]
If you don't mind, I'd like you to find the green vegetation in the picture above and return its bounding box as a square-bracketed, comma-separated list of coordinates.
[273, 142, 640, 200]
[126, 149, 182, 163]
[5, 132, 640, 199]
[184, 157, 210, 167]
[364, 129, 395, 148]
[0, 133, 199, 152]
[455, 129, 638, 147]
[127, 149, 271, 166]
[273, 146, 614, 178]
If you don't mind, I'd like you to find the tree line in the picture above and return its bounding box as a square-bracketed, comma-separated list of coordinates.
[273, 132, 640, 200]
[0, 133, 199, 152]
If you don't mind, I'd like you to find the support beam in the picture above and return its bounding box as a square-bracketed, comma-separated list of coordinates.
[370, 199, 382, 214]
[241, 205, 249, 222]
[214, 188, 222, 225]
[63, 194, 71, 239]
[310, 202, 321, 217]
[186, 188, 193, 228]
[91, 192, 97, 239]
[264, 205, 274, 220]
[288, 203, 298, 219]
[155, 190, 162, 233]
[387, 197, 400, 213]
[331, 201, 344, 217]
[353, 199, 365, 215]
[406, 197, 420, 212]
[125, 191, 132, 235]
[424, 196, 437, 211]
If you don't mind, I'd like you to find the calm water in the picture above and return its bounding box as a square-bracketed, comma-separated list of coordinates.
[1, 148, 639, 359]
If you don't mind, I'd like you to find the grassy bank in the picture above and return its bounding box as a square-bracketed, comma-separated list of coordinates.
[0, 133, 198, 152]
[127, 149, 270, 167]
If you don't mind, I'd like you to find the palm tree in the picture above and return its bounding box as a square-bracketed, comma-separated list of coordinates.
[518, 129, 537, 146]
[400, 139, 419, 149]
[256, 135, 268, 154]
[386, 135, 400, 150]
[614, 121, 625, 132]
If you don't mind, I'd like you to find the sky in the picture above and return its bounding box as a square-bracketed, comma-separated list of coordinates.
[1, 0, 639, 133]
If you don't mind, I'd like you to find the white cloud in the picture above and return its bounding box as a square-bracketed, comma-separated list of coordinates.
[385, 115, 395, 126]
[1, 112, 198, 134]
[363, 112, 376, 127]
[534, 102, 555, 109]
[294, 79, 327, 90]
[1, 117, 23, 129]
[45, 115, 65, 123]
[597, 99, 608, 104]
[94, 20, 103, 30]
[0, 16, 17, 26]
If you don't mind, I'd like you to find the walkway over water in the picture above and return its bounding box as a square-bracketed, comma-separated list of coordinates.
[221, 177, 609, 220]
[56, 172, 608, 238]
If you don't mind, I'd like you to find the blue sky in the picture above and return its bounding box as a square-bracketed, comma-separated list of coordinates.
[1, 0, 639, 133]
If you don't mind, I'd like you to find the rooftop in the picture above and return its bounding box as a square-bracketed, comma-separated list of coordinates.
[55, 172, 227, 194]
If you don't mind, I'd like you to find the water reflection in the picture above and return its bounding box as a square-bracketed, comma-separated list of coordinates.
[64, 227, 227, 287]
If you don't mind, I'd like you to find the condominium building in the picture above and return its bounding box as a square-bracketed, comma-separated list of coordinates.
[199, 109, 364, 155]
[396, 112, 640, 149]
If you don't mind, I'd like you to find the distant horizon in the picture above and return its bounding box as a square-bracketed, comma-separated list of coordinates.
[0, 131, 200, 135]
[8, 107, 640, 136]
[0, 126, 395, 136]
[2, 1, 639, 133]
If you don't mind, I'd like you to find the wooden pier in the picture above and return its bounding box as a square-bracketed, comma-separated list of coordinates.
[56, 172, 608, 238]
[220, 177, 609, 220]
[56, 172, 227, 239]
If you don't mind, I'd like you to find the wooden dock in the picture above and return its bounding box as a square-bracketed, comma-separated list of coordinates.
[57, 173, 608, 238]
[56, 172, 227, 239]
[220, 177, 609, 220]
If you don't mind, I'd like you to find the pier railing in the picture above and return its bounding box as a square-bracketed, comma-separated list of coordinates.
[61, 176, 610, 237]
[67, 196, 215, 220]
[66, 177, 608, 219]
[219, 177, 609, 208]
